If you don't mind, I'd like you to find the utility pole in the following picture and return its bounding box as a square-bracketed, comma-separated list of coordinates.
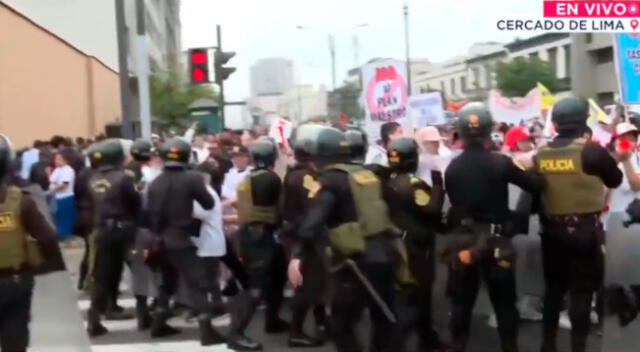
[136, 0, 152, 139]
[216, 25, 226, 127]
[403, 1, 412, 96]
[115, 0, 134, 138]
[329, 34, 336, 90]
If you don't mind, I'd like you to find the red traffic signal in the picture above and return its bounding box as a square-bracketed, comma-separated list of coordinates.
[189, 48, 209, 84]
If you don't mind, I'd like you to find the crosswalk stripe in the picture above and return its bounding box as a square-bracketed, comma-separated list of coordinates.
[91, 341, 233, 352]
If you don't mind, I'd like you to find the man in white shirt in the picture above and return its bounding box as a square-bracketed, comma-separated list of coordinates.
[192, 135, 210, 164]
[20, 141, 41, 180]
[415, 126, 451, 186]
[221, 146, 253, 202]
[364, 122, 404, 166]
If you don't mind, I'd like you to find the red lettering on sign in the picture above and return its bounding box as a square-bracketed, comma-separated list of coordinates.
[375, 66, 398, 81]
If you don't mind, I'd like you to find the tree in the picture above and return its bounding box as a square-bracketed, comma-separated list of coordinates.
[150, 70, 217, 130]
[330, 82, 364, 123]
[495, 56, 562, 97]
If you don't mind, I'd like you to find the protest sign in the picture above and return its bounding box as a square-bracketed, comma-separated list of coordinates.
[614, 34, 640, 104]
[488, 89, 542, 125]
[361, 59, 410, 142]
[408, 92, 446, 127]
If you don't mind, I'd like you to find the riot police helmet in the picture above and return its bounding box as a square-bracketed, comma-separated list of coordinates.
[91, 139, 125, 168]
[130, 138, 154, 162]
[552, 98, 589, 133]
[160, 137, 191, 168]
[292, 124, 324, 162]
[315, 126, 351, 166]
[249, 138, 278, 169]
[458, 102, 494, 140]
[388, 137, 419, 173]
[344, 127, 368, 164]
[0, 135, 14, 180]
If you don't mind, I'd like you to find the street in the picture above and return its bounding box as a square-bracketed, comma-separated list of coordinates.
[25, 244, 607, 352]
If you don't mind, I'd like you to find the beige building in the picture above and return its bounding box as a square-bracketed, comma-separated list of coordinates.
[0, 2, 121, 147]
[277, 84, 328, 123]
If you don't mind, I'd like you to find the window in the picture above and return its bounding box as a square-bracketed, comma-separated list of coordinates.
[548, 47, 558, 75]
[485, 64, 493, 89]
[460, 77, 466, 92]
[564, 44, 571, 78]
[586, 33, 593, 44]
[450, 78, 456, 95]
[440, 81, 445, 92]
[597, 92, 615, 107]
[594, 47, 613, 64]
[473, 68, 481, 88]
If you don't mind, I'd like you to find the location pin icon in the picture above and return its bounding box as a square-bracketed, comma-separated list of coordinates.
[632, 19, 639, 30]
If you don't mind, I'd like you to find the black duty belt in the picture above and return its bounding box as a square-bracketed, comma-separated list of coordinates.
[459, 218, 504, 236]
[0, 266, 27, 278]
[545, 213, 600, 225]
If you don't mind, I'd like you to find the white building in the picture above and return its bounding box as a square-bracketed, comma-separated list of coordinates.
[277, 84, 328, 123]
[250, 58, 295, 96]
[506, 33, 571, 84]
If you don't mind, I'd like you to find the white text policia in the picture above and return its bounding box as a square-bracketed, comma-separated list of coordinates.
[497, 19, 625, 31]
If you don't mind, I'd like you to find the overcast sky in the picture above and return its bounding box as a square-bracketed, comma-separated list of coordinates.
[180, 0, 540, 127]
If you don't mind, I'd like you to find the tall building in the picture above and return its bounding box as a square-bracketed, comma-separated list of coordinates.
[571, 33, 617, 106]
[250, 58, 294, 96]
[0, 0, 184, 144]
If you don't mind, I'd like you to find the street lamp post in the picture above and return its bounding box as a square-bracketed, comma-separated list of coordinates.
[404, 2, 412, 96]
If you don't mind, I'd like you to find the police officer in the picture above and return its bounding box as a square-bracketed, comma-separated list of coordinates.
[126, 138, 156, 330]
[146, 137, 225, 345]
[86, 139, 141, 336]
[444, 103, 545, 352]
[0, 134, 65, 352]
[536, 98, 622, 352]
[385, 137, 447, 351]
[288, 126, 399, 352]
[227, 138, 284, 351]
[282, 125, 327, 348]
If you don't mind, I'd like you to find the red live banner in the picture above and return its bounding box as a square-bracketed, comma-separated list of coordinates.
[544, 1, 640, 17]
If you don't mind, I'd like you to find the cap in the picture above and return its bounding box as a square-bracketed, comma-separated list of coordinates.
[415, 126, 444, 142]
[505, 126, 532, 152]
[615, 122, 639, 138]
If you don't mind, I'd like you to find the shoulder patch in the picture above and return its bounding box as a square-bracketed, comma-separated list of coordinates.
[352, 170, 378, 185]
[308, 182, 322, 199]
[302, 174, 317, 192]
[414, 189, 430, 206]
[410, 176, 421, 184]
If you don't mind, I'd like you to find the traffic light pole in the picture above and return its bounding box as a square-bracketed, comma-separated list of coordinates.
[217, 25, 226, 128]
[115, 0, 134, 139]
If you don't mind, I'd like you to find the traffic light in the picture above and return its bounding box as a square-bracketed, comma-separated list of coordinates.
[189, 48, 209, 84]
[214, 49, 236, 84]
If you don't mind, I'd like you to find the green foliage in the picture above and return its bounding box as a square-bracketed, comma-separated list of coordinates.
[150, 71, 217, 129]
[495, 56, 562, 97]
[333, 82, 364, 121]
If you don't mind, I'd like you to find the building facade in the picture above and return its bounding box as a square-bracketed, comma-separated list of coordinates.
[277, 84, 328, 123]
[0, 1, 121, 146]
[571, 33, 617, 106]
[250, 58, 295, 97]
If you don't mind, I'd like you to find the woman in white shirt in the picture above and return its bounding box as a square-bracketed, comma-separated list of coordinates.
[193, 165, 227, 314]
[49, 152, 77, 240]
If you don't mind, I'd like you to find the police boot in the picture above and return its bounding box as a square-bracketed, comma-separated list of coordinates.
[104, 299, 134, 321]
[86, 308, 108, 337]
[227, 333, 263, 351]
[150, 310, 181, 338]
[265, 306, 289, 334]
[198, 314, 226, 346]
[136, 295, 152, 331]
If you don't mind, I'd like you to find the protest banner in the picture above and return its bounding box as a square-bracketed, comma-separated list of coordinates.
[408, 92, 446, 127]
[267, 114, 293, 149]
[361, 59, 410, 143]
[488, 89, 542, 125]
[614, 34, 640, 104]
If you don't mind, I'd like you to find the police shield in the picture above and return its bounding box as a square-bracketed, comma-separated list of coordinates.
[602, 211, 640, 351]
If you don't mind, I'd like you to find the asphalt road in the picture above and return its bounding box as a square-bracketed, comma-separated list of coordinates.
[25, 244, 611, 352]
